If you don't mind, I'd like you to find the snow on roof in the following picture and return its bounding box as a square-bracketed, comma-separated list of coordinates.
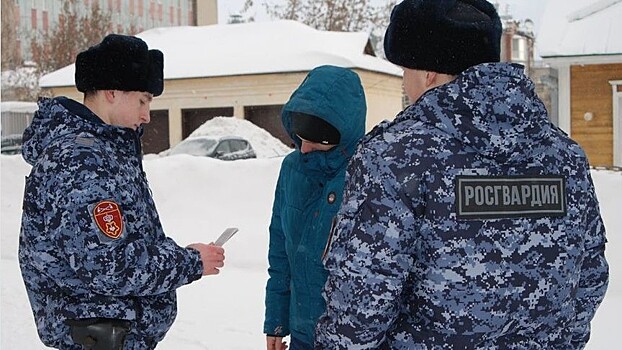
[170, 116, 292, 158]
[40, 20, 401, 88]
[538, 0, 622, 57]
[0, 101, 38, 113]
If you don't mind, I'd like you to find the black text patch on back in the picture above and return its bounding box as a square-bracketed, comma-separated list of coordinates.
[455, 176, 566, 219]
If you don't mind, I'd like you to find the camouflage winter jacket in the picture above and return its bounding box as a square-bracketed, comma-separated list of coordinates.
[19, 97, 203, 349]
[315, 63, 609, 349]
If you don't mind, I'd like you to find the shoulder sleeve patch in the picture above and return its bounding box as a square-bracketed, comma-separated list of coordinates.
[75, 136, 95, 147]
[92, 200, 124, 239]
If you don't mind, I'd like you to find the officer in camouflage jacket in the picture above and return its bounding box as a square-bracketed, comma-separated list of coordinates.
[315, 1, 609, 349]
[19, 34, 225, 349]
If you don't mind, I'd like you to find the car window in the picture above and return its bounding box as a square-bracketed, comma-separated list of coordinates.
[169, 138, 217, 156]
[1, 134, 23, 155]
[215, 140, 231, 154]
[229, 139, 247, 152]
[1, 134, 23, 147]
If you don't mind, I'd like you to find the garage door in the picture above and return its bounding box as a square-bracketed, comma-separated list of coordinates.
[244, 105, 292, 147]
[142, 110, 169, 155]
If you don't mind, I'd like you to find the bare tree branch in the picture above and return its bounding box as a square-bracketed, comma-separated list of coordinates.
[244, 0, 397, 55]
[30, 0, 113, 75]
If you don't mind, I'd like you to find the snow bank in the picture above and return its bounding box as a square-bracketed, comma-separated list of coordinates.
[185, 116, 293, 158]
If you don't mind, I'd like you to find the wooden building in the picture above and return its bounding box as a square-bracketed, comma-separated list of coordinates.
[539, 0, 622, 167]
[39, 20, 403, 154]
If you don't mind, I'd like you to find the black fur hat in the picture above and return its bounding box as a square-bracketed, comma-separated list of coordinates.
[75, 34, 164, 96]
[384, 0, 502, 75]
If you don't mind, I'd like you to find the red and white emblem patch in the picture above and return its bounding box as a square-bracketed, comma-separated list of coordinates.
[93, 200, 124, 239]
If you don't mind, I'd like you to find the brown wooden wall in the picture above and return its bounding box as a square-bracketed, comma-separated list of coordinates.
[570, 63, 622, 166]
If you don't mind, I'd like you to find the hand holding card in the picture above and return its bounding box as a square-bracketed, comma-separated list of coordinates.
[214, 227, 238, 246]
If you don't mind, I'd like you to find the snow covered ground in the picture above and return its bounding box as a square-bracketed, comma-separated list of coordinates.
[1, 153, 620, 349]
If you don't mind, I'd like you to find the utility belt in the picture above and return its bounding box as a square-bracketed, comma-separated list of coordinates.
[65, 318, 131, 350]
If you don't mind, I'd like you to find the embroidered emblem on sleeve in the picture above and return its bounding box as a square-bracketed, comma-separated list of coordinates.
[93, 200, 124, 239]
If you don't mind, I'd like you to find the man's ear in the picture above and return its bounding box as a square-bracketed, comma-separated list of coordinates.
[425, 72, 438, 88]
[103, 90, 116, 103]
[425, 72, 456, 89]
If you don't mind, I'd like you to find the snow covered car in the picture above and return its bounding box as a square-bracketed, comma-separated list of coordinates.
[1, 134, 24, 155]
[167, 136, 256, 160]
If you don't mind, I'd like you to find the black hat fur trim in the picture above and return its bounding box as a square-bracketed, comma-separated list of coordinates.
[75, 34, 164, 96]
[384, 0, 502, 75]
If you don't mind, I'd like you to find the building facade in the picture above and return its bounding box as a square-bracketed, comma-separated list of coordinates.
[6, 0, 217, 63]
[493, 2, 559, 132]
[47, 69, 403, 154]
[496, 3, 536, 76]
[39, 21, 404, 154]
[539, 0, 622, 167]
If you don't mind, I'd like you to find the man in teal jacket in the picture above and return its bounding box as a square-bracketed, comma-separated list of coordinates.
[264, 65, 366, 350]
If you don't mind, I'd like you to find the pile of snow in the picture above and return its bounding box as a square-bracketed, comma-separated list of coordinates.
[184, 116, 292, 158]
[538, 0, 622, 56]
[0, 101, 38, 113]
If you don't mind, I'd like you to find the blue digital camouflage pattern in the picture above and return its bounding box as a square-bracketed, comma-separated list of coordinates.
[315, 63, 609, 349]
[19, 97, 204, 349]
[264, 65, 366, 346]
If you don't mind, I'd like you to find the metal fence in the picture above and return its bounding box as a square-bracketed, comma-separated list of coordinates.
[1, 101, 37, 137]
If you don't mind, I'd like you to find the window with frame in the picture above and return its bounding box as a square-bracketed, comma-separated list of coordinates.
[229, 139, 248, 152]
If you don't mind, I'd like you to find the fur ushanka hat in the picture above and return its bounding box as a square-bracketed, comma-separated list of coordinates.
[384, 0, 502, 75]
[75, 34, 164, 96]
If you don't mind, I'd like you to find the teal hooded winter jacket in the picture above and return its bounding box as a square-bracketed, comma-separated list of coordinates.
[264, 65, 366, 345]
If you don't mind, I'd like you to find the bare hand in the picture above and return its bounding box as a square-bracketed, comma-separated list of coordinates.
[266, 335, 288, 350]
[187, 243, 225, 276]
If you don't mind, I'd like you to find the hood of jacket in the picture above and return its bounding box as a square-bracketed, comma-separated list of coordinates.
[281, 65, 366, 177]
[22, 97, 141, 166]
[411, 63, 553, 164]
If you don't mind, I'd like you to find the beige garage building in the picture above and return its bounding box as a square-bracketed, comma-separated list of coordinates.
[40, 20, 404, 154]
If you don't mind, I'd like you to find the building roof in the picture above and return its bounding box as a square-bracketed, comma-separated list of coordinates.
[1, 101, 38, 113]
[40, 20, 401, 88]
[538, 0, 622, 58]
